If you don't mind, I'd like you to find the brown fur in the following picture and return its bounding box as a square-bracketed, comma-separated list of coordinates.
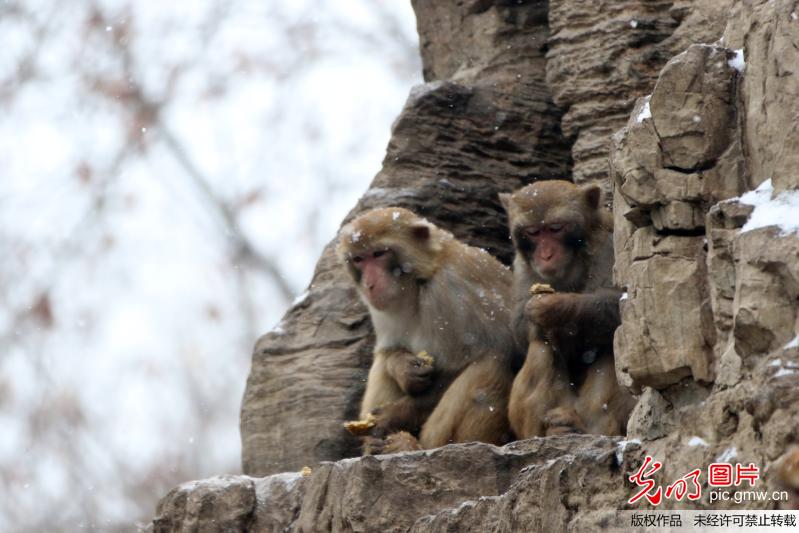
[500, 180, 634, 438]
[339, 207, 518, 452]
[776, 447, 799, 509]
[778, 447, 799, 489]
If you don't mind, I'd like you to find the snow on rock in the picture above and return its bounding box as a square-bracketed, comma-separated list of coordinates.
[739, 178, 774, 206]
[716, 446, 738, 462]
[292, 291, 310, 306]
[740, 179, 799, 235]
[728, 48, 745, 72]
[615, 439, 641, 464]
[687, 436, 709, 447]
[635, 96, 651, 123]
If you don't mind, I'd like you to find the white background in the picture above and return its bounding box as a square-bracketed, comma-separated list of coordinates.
[0, 0, 420, 529]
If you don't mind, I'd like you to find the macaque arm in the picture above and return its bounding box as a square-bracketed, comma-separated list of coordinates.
[360, 351, 403, 419]
[528, 289, 621, 346]
[369, 388, 442, 437]
[382, 348, 435, 395]
[568, 289, 622, 344]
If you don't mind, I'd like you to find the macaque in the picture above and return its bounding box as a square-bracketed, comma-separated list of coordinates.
[338, 207, 517, 453]
[500, 180, 634, 438]
[776, 447, 799, 510]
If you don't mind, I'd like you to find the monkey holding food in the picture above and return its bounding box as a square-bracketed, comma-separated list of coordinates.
[500, 180, 635, 438]
[338, 207, 517, 453]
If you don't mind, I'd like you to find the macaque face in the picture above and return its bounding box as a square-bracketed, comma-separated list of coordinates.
[350, 248, 409, 311]
[501, 181, 599, 287]
[524, 221, 578, 281]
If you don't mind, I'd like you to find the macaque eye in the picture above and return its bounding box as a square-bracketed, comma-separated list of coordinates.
[549, 223, 564, 233]
[525, 227, 541, 238]
[373, 250, 387, 258]
[352, 255, 363, 264]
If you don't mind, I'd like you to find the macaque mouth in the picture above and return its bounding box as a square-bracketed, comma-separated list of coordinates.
[534, 263, 561, 280]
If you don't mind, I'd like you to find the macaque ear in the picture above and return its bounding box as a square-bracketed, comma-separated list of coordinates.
[498, 192, 512, 213]
[410, 223, 431, 241]
[582, 184, 602, 210]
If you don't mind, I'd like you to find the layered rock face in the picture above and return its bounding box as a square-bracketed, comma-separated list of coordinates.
[155, 1, 799, 531]
[154, 437, 630, 533]
[610, 0, 799, 506]
[546, 0, 733, 192]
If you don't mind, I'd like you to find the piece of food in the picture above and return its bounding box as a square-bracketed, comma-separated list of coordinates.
[529, 283, 555, 295]
[416, 350, 434, 366]
[300, 466, 312, 477]
[343, 413, 377, 435]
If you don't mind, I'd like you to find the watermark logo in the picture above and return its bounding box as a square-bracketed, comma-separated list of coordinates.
[628, 455, 790, 506]
[628, 455, 703, 505]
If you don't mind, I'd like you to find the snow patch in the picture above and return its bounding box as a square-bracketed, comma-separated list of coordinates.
[785, 335, 799, 349]
[774, 368, 797, 378]
[687, 436, 709, 447]
[292, 291, 309, 306]
[620, 292, 628, 301]
[728, 48, 745, 72]
[629, 20, 638, 28]
[740, 179, 799, 235]
[716, 446, 737, 462]
[635, 96, 652, 123]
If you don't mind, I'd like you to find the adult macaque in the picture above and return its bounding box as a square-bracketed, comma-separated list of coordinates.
[338, 207, 516, 452]
[500, 180, 634, 438]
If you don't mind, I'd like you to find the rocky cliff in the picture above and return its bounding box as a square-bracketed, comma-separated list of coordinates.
[154, 1, 799, 531]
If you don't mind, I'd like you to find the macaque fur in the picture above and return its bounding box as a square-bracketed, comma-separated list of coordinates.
[500, 180, 634, 438]
[338, 207, 517, 452]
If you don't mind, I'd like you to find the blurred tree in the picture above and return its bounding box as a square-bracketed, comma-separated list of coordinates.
[0, 0, 420, 530]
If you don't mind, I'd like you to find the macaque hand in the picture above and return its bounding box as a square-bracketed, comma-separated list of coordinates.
[525, 292, 579, 331]
[388, 350, 435, 395]
[367, 401, 414, 439]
